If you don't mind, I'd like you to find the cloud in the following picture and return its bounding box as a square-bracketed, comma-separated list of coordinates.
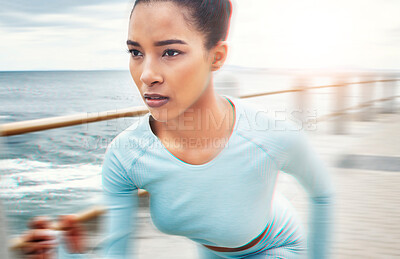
[0, 0, 131, 15]
[0, 0, 133, 31]
[1, 0, 399, 70]
[0, 1, 133, 70]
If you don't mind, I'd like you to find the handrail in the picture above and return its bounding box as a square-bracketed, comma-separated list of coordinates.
[240, 79, 400, 99]
[0, 79, 399, 137]
[0, 106, 148, 137]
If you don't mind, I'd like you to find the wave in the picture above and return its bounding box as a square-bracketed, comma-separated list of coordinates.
[0, 158, 51, 171]
[0, 159, 102, 198]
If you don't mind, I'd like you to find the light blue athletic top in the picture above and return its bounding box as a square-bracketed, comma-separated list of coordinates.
[59, 96, 334, 259]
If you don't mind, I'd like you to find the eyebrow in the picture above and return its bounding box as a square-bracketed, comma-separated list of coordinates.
[126, 40, 140, 47]
[126, 39, 188, 47]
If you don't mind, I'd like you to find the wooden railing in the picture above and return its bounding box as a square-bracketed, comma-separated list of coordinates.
[0, 106, 148, 137]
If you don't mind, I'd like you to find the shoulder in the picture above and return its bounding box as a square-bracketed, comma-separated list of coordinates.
[232, 97, 304, 164]
[101, 113, 154, 192]
[105, 113, 154, 166]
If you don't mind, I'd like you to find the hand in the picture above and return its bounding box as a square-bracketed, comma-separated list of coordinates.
[20, 215, 86, 258]
[20, 216, 58, 259]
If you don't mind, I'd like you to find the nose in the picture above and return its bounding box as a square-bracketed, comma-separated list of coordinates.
[140, 58, 163, 86]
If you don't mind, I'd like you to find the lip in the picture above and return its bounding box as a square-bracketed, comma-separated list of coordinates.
[144, 93, 170, 108]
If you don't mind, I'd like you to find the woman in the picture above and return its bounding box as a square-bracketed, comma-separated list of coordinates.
[22, 0, 334, 258]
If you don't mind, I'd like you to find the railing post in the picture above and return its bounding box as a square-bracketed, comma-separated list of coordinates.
[396, 75, 400, 113]
[381, 74, 397, 114]
[293, 76, 310, 129]
[359, 74, 375, 121]
[332, 76, 347, 134]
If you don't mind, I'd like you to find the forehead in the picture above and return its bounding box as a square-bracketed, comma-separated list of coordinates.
[128, 2, 204, 45]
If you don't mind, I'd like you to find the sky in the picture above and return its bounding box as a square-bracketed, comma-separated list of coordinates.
[0, 0, 399, 71]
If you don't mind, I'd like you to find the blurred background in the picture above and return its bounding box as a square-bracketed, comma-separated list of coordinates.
[0, 0, 399, 258]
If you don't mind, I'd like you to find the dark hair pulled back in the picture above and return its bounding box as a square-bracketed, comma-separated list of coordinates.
[131, 0, 232, 50]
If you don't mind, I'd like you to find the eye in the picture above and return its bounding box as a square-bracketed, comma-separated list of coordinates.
[163, 49, 181, 57]
[128, 49, 143, 58]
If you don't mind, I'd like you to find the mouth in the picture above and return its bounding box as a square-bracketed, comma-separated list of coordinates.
[144, 93, 170, 108]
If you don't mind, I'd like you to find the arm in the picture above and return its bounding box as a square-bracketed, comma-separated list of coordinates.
[18, 145, 139, 259]
[58, 145, 139, 259]
[98, 145, 139, 259]
[279, 129, 335, 259]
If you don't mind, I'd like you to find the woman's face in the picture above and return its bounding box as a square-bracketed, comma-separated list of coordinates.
[128, 2, 215, 122]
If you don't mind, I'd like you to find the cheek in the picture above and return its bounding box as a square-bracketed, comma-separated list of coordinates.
[129, 59, 143, 89]
[169, 55, 210, 91]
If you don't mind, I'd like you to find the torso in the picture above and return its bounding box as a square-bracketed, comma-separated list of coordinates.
[107, 96, 305, 252]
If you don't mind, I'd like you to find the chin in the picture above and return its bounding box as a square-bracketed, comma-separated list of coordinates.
[149, 104, 191, 124]
[148, 109, 170, 123]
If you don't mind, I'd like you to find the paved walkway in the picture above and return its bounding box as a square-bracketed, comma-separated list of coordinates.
[132, 111, 400, 259]
[289, 112, 400, 259]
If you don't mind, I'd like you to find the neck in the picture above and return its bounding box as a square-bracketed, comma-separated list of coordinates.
[151, 89, 234, 146]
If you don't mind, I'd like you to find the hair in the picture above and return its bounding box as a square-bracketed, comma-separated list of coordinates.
[130, 0, 233, 50]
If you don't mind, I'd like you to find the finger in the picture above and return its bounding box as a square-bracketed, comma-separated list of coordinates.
[20, 229, 57, 253]
[25, 229, 57, 242]
[63, 225, 86, 253]
[64, 228, 86, 253]
[26, 249, 56, 259]
[28, 216, 52, 229]
[22, 239, 58, 254]
[59, 215, 86, 253]
[58, 214, 79, 230]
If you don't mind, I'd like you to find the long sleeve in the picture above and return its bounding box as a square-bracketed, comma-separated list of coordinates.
[58, 145, 139, 259]
[100, 146, 139, 259]
[279, 129, 335, 259]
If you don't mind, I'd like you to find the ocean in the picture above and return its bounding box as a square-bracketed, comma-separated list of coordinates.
[0, 70, 144, 235]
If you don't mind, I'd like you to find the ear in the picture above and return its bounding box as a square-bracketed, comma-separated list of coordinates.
[211, 41, 228, 72]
